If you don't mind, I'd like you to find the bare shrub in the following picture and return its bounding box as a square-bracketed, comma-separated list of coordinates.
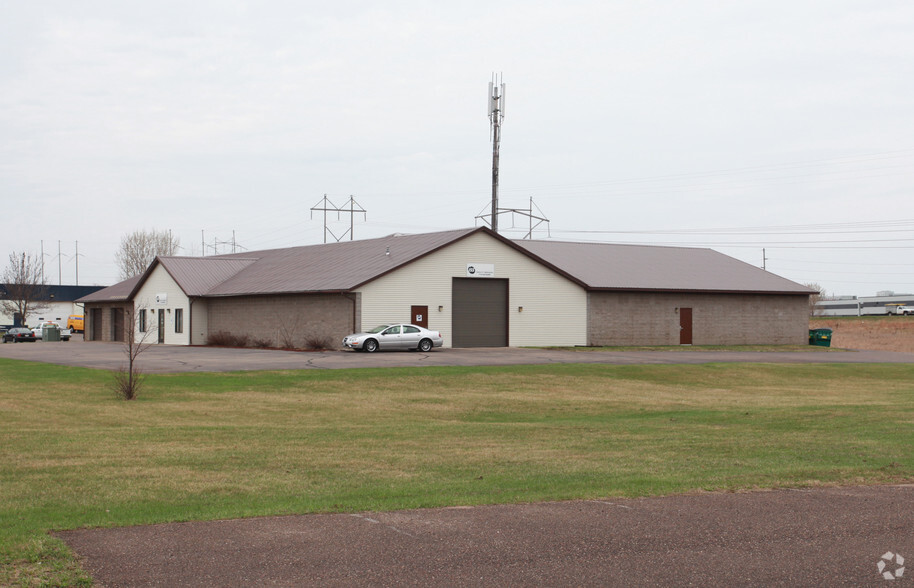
[112, 366, 144, 400]
[206, 331, 250, 347]
[278, 322, 301, 349]
[304, 335, 334, 350]
[251, 337, 273, 349]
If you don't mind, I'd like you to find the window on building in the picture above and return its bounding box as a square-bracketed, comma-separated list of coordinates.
[138, 309, 146, 332]
[175, 308, 183, 333]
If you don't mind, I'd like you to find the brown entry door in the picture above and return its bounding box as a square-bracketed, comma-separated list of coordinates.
[158, 309, 166, 344]
[679, 307, 693, 345]
[411, 306, 429, 328]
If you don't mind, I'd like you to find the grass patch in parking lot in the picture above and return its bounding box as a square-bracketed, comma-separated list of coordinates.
[2, 358, 913, 585]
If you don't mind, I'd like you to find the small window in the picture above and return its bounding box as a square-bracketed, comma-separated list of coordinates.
[383, 326, 400, 335]
[403, 326, 420, 334]
[138, 309, 146, 332]
[175, 308, 183, 333]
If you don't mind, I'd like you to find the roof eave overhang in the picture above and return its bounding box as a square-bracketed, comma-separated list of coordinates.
[588, 287, 813, 296]
[199, 289, 354, 298]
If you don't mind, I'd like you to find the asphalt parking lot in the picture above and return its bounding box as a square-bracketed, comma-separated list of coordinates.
[1, 336, 913, 372]
[58, 484, 914, 587]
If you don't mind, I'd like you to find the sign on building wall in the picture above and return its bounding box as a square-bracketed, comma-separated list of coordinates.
[466, 263, 495, 278]
[155, 293, 168, 305]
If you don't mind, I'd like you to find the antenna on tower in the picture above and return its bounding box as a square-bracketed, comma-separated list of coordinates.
[488, 73, 505, 233]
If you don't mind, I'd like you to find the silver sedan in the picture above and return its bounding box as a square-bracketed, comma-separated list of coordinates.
[342, 324, 444, 353]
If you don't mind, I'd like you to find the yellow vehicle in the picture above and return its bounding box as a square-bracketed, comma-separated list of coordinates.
[66, 315, 84, 333]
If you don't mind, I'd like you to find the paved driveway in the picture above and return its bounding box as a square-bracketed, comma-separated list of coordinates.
[1, 337, 913, 372]
[58, 484, 914, 587]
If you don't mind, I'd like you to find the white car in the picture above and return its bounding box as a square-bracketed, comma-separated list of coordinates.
[342, 324, 444, 352]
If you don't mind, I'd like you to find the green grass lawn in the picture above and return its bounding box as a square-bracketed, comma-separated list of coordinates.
[2, 358, 913, 586]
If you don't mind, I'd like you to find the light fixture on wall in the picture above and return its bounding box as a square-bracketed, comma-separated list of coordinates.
[518, 306, 524, 312]
[438, 305, 443, 312]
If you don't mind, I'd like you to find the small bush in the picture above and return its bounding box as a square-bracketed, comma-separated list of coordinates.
[112, 366, 144, 400]
[304, 335, 334, 351]
[206, 331, 250, 348]
[251, 337, 273, 349]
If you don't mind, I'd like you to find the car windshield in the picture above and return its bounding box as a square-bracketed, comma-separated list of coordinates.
[367, 325, 391, 334]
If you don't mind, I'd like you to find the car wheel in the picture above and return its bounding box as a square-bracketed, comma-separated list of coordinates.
[418, 338, 433, 352]
[364, 339, 379, 353]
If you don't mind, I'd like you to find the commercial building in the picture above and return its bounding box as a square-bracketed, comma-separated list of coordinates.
[1, 284, 105, 328]
[79, 227, 812, 347]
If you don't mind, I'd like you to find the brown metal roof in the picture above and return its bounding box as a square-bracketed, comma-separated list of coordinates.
[203, 228, 479, 296]
[82, 228, 813, 303]
[514, 240, 813, 294]
[156, 257, 258, 296]
[76, 275, 142, 302]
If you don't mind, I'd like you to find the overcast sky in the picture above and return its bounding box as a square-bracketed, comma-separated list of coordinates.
[2, 1, 913, 296]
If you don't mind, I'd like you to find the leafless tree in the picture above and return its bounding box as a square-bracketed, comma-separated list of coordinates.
[804, 282, 827, 317]
[1, 251, 48, 326]
[115, 229, 180, 280]
[112, 306, 156, 400]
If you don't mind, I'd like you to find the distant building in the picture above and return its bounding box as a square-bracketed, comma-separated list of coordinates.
[79, 227, 813, 347]
[816, 294, 914, 316]
[0, 284, 106, 327]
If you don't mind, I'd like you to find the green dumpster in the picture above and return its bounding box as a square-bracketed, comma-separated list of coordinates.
[43, 325, 61, 342]
[808, 328, 832, 347]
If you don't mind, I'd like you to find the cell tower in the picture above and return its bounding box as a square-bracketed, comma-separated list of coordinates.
[477, 75, 550, 239]
[488, 74, 505, 233]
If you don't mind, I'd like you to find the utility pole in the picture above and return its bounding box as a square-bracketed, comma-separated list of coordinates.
[488, 74, 505, 233]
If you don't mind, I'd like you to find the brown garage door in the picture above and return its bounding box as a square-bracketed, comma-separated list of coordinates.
[452, 278, 508, 348]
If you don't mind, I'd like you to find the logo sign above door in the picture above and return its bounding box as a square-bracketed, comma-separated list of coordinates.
[466, 263, 495, 278]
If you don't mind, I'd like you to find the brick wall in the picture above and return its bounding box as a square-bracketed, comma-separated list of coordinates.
[587, 292, 809, 346]
[206, 293, 357, 348]
[84, 302, 132, 342]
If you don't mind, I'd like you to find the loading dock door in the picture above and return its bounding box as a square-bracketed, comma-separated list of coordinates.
[452, 278, 508, 347]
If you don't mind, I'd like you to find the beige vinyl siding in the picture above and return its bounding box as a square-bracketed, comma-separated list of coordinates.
[133, 264, 191, 345]
[191, 298, 208, 345]
[357, 231, 586, 347]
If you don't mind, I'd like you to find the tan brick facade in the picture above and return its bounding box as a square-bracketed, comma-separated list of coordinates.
[587, 292, 809, 346]
[84, 302, 132, 342]
[206, 293, 358, 348]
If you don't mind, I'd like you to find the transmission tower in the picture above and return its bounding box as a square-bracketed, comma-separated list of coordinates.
[475, 197, 550, 240]
[310, 195, 367, 243]
[488, 74, 505, 233]
[201, 230, 246, 256]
